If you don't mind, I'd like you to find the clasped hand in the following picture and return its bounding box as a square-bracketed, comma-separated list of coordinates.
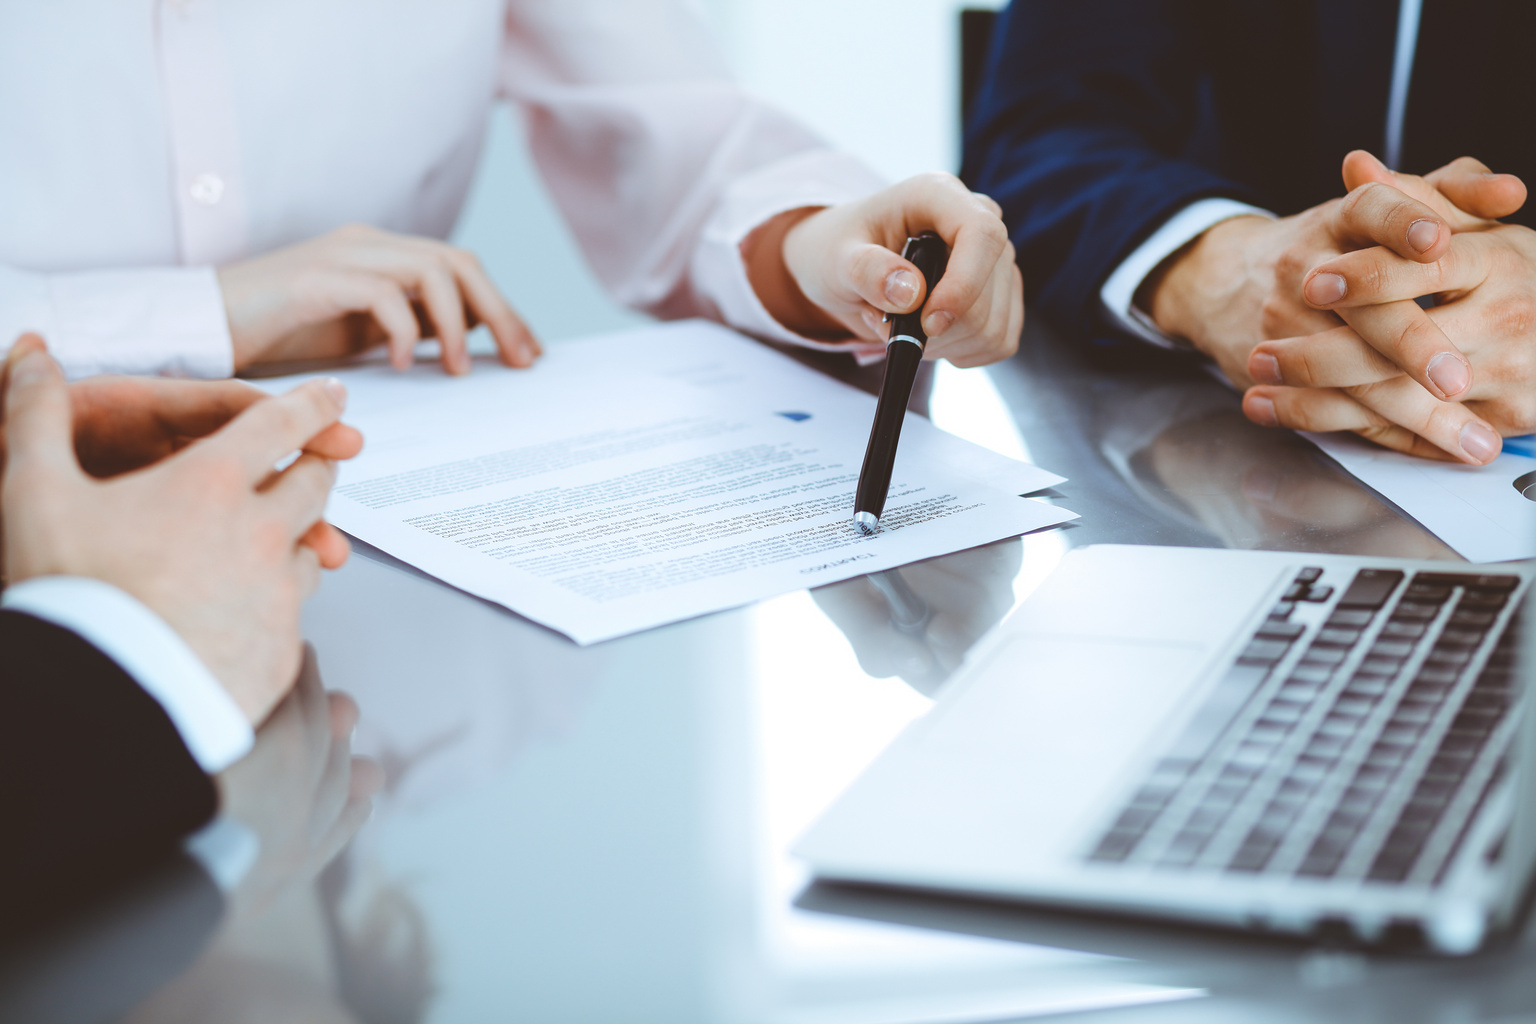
[1244, 155, 1535, 464]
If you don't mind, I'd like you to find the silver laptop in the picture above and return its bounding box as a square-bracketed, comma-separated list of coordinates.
[796, 545, 1536, 954]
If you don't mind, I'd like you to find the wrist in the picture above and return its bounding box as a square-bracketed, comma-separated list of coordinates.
[1140, 215, 1268, 355]
[741, 207, 848, 340]
[216, 267, 255, 372]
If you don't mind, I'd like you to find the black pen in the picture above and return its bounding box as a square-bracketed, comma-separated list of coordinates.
[852, 233, 950, 535]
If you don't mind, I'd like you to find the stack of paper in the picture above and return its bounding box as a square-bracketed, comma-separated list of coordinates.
[262, 321, 1075, 643]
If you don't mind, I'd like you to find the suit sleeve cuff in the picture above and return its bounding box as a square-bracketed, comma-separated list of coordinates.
[0, 265, 235, 379]
[693, 148, 890, 359]
[1, 577, 253, 772]
[1098, 199, 1274, 350]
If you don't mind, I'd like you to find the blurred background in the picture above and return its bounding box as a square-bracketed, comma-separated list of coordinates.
[452, 0, 1005, 343]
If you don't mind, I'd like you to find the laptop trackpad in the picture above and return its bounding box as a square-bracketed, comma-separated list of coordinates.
[909, 633, 1211, 869]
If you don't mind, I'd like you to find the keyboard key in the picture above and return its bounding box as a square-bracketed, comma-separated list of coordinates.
[1332, 695, 1375, 716]
[1380, 723, 1424, 744]
[1405, 583, 1453, 603]
[1338, 569, 1406, 609]
[1257, 620, 1306, 641]
[1391, 703, 1435, 726]
[1367, 742, 1412, 767]
[1369, 640, 1415, 660]
[1302, 646, 1348, 666]
[1261, 700, 1307, 725]
[1381, 620, 1428, 639]
[1161, 830, 1212, 866]
[1239, 638, 1291, 665]
[1359, 658, 1406, 677]
[1451, 610, 1497, 629]
[1436, 628, 1486, 649]
[1315, 627, 1362, 647]
[1089, 829, 1141, 862]
[1283, 582, 1310, 602]
[1345, 677, 1391, 698]
[1301, 584, 1335, 602]
[1327, 609, 1375, 628]
[1306, 736, 1348, 758]
[1295, 567, 1324, 584]
[1459, 590, 1509, 612]
[1392, 602, 1439, 621]
[1288, 666, 1335, 685]
[1413, 573, 1520, 591]
[1270, 601, 1296, 620]
[1165, 665, 1269, 761]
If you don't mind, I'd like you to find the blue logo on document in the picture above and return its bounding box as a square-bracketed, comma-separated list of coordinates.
[776, 411, 812, 422]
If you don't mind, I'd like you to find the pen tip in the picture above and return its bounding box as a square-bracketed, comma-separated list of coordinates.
[854, 511, 879, 536]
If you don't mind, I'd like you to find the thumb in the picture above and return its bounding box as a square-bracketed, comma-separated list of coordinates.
[846, 243, 928, 315]
[3, 335, 80, 483]
[1424, 156, 1528, 221]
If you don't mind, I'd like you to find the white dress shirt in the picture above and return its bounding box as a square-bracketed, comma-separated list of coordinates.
[1099, 0, 1423, 346]
[0, 0, 888, 378]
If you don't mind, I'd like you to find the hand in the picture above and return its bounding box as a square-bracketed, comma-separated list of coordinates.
[1, 336, 363, 725]
[1143, 152, 1521, 388]
[218, 646, 382, 915]
[218, 224, 541, 375]
[744, 173, 1025, 367]
[1244, 155, 1532, 464]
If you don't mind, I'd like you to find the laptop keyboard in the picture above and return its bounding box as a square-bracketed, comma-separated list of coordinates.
[1087, 566, 1525, 887]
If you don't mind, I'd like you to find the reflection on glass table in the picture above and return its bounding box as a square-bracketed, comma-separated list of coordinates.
[120, 648, 401, 1024]
[810, 539, 1023, 696]
[1098, 382, 1459, 559]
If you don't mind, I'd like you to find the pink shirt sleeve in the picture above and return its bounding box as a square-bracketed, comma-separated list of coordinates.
[497, 0, 887, 355]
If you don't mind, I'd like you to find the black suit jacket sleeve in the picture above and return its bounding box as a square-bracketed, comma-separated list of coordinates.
[961, 0, 1264, 345]
[0, 610, 218, 924]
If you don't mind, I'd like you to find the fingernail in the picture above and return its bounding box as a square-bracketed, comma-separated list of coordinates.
[1426, 352, 1470, 398]
[1408, 218, 1439, 253]
[1248, 394, 1278, 427]
[1251, 352, 1283, 385]
[9, 350, 49, 386]
[923, 310, 955, 337]
[884, 269, 920, 310]
[324, 377, 347, 411]
[1305, 273, 1347, 305]
[1460, 422, 1501, 464]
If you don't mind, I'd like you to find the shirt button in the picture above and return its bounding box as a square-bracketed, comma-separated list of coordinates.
[189, 173, 225, 206]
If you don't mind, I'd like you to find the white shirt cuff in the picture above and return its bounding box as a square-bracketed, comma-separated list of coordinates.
[1098, 199, 1274, 350]
[694, 148, 890, 359]
[2, 576, 253, 773]
[184, 816, 261, 892]
[0, 265, 235, 379]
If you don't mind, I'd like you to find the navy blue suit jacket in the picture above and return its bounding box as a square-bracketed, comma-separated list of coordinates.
[962, 0, 1536, 345]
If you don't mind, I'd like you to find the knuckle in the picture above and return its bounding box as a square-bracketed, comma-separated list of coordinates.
[916, 170, 963, 192]
[1259, 295, 1292, 338]
[1489, 292, 1536, 337]
[1393, 315, 1439, 357]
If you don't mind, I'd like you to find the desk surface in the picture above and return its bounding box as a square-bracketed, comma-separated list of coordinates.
[23, 323, 1536, 1024]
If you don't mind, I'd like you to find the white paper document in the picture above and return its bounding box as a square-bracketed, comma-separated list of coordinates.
[264, 323, 1075, 643]
[1305, 432, 1536, 563]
